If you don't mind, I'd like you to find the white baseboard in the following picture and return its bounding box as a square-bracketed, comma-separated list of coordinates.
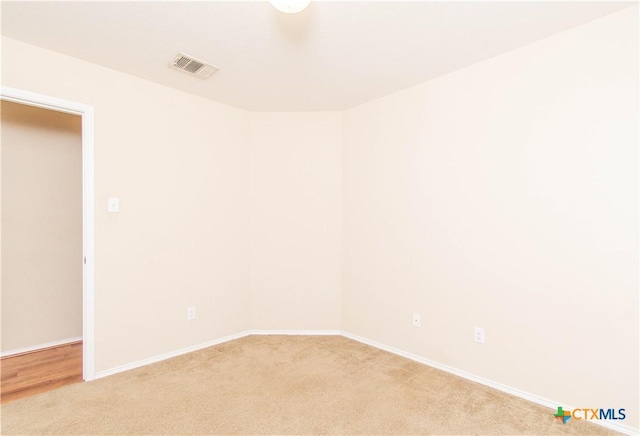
[90, 329, 638, 435]
[1, 336, 83, 358]
[248, 329, 342, 336]
[94, 331, 251, 379]
[340, 331, 639, 436]
[95, 330, 341, 379]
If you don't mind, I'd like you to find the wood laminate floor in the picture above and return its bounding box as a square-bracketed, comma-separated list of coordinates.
[1, 341, 83, 404]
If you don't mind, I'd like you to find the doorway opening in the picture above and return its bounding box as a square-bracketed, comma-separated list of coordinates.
[0, 87, 95, 402]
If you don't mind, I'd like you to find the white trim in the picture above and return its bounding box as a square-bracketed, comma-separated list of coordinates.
[94, 331, 251, 380]
[1, 337, 83, 358]
[0, 86, 96, 381]
[94, 330, 341, 379]
[84, 328, 640, 434]
[248, 329, 342, 336]
[340, 332, 639, 436]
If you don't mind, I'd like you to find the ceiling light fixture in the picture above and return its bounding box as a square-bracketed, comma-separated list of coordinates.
[269, 0, 311, 14]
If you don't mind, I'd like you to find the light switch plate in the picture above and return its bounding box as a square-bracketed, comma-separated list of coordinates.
[108, 197, 120, 213]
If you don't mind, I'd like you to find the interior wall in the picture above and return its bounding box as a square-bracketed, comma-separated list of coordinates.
[1, 5, 637, 428]
[1, 37, 251, 373]
[249, 112, 342, 330]
[342, 5, 638, 428]
[1, 101, 83, 352]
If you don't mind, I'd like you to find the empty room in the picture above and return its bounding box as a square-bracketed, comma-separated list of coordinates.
[0, 1, 638, 435]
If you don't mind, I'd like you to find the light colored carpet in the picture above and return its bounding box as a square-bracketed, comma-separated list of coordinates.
[1, 335, 618, 435]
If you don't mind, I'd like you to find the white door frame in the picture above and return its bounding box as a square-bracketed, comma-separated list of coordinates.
[1, 86, 96, 381]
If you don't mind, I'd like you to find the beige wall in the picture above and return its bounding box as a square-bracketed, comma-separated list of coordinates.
[1, 5, 637, 428]
[1, 37, 251, 372]
[342, 6, 638, 427]
[1, 101, 82, 352]
[249, 113, 342, 330]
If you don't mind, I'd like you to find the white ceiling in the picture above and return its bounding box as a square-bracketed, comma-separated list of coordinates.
[1, 1, 634, 111]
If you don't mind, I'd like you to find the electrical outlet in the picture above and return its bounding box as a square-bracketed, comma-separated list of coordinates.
[412, 313, 421, 327]
[187, 307, 196, 320]
[474, 326, 485, 344]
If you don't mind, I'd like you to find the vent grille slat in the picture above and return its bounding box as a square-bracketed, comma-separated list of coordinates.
[174, 56, 191, 68]
[170, 53, 218, 80]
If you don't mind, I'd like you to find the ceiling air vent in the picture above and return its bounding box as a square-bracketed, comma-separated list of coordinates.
[170, 53, 219, 80]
